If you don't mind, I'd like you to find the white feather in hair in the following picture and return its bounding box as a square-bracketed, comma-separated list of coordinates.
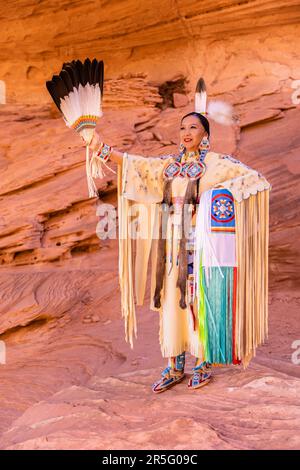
[194, 77, 234, 126]
[194, 77, 207, 114]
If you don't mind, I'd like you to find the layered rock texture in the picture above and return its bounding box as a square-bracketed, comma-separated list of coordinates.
[0, 0, 299, 450]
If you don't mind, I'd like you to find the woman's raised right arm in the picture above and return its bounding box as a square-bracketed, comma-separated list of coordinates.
[82, 130, 176, 202]
[82, 130, 175, 166]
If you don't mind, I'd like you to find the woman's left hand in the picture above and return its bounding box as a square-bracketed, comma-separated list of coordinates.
[89, 131, 101, 151]
[80, 131, 101, 151]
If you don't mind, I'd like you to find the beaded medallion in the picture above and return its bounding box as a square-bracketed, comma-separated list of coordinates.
[211, 189, 235, 233]
[163, 148, 208, 181]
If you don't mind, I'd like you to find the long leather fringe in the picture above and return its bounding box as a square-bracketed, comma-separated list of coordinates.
[234, 189, 270, 367]
[117, 160, 137, 348]
[176, 179, 198, 309]
[153, 180, 172, 308]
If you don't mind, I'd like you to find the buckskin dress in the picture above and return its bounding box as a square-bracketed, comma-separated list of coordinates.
[116, 150, 271, 368]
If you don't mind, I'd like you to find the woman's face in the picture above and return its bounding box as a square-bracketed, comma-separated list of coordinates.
[180, 115, 207, 152]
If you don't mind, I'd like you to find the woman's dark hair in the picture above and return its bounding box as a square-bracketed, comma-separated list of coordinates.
[181, 111, 210, 138]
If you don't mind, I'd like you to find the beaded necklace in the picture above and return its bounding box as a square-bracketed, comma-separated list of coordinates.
[163, 147, 208, 181]
[163, 146, 211, 272]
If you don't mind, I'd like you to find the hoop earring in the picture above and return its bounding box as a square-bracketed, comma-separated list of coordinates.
[178, 142, 186, 160]
[199, 136, 210, 160]
[179, 142, 186, 152]
[199, 136, 210, 151]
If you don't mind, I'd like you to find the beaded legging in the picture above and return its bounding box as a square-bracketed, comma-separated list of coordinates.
[168, 352, 203, 371]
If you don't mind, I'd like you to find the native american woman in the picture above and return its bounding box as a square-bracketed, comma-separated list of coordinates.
[88, 104, 271, 393]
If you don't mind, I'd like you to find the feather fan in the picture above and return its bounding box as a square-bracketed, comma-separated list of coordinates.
[46, 58, 104, 197]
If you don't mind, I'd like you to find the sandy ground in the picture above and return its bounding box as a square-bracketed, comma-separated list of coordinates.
[0, 251, 299, 450]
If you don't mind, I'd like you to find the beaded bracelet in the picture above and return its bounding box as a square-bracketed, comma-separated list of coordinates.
[96, 142, 113, 163]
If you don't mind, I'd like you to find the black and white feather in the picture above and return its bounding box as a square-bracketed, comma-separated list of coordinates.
[195, 77, 234, 126]
[195, 77, 207, 114]
[46, 58, 104, 143]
